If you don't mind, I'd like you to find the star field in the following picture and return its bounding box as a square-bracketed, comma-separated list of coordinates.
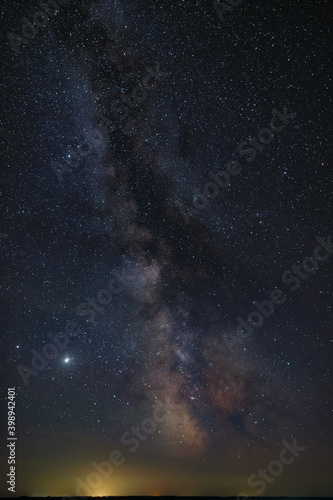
[0, 0, 332, 497]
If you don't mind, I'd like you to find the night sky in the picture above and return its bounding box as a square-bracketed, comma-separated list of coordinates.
[1, 0, 332, 497]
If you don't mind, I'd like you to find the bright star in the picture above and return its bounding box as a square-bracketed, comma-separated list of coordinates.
[64, 357, 71, 363]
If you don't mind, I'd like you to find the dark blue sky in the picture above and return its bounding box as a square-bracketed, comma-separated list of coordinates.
[1, 0, 332, 496]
